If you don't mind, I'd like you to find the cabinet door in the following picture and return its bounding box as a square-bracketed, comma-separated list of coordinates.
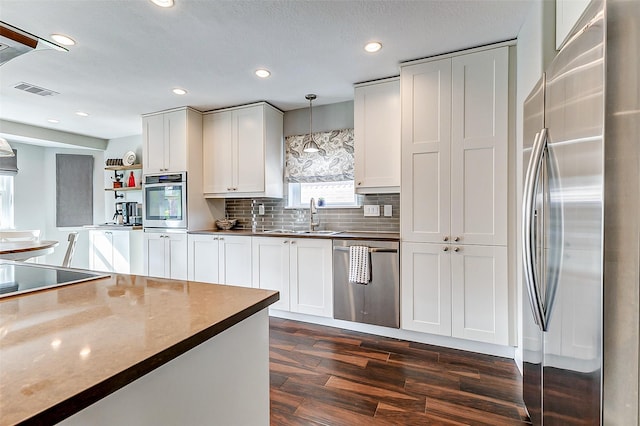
[290, 239, 332, 318]
[252, 237, 289, 310]
[400, 242, 452, 335]
[164, 109, 188, 173]
[143, 114, 165, 174]
[111, 231, 131, 274]
[144, 233, 167, 278]
[166, 233, 188, 280]
[187, 234, 220, 283]
[401, 59, 452, 243]
[354, 78, 401, 192]
[450, 244, 508, 345]
[219, 235, 252, 287]
[89, 230, 113, 272]
[234, 106, 265, 193]
[203, 111, 234, 194]
[451, 47, 508, 246]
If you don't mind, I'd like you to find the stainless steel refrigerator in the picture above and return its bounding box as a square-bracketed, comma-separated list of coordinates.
[522, 0, 639, 424]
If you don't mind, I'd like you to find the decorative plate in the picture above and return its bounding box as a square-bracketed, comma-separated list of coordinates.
[122, 151, 136, 166]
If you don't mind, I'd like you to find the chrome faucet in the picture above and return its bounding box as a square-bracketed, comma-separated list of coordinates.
[309, 198, 320, 231]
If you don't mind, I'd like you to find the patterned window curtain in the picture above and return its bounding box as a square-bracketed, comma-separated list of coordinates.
[285, 128, 354, 183]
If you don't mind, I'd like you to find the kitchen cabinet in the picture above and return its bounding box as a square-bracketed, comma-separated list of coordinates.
[203, 102, 283, 198]
[401, 46, 508, 246]
[251, 237, 332, 317]
[251, 237, 290, 311]
[89, 229, 143, 274]
[144, 231, 187, 280]
[289, 238, 333, 318]
[400, 44, 512, 346]
[187, 234, 252, 287]
[556, 0, 590, 50]
[354, 77, 401, 193]
[142, 108, 202, 174]
[401, 242, 509, 345]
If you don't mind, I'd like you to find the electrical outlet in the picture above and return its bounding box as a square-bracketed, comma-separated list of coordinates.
[258, 204, 265, 215]
[363, 205, 380, 217]
[384, 205, 392, 217]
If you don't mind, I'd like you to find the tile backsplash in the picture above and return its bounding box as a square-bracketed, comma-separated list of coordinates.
[225, 194, 400, 233]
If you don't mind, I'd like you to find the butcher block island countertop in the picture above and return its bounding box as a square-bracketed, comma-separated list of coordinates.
[0, 273, 279, 425]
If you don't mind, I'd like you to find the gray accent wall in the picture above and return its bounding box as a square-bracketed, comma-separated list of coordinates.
[283, 101, 354, 136]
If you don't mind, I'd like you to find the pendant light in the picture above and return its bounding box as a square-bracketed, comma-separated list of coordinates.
[303, 94, 320, 153]
[0, 137, 15, 157]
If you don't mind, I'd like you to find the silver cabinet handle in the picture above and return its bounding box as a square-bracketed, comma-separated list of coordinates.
[454, 236, 460, 242]
[443, 236, 449, 242]
[219, 237, 224, 241]
[227, 187, 232, 191]
[443, 246, 449, 252]
[213, 237, 219, 241]
[283, 240, 289, 244]
[357, 182, 362, 186]
[523, 128, 547, 331]
[453, 247, 460, 252]
[290, 241, 296, 244]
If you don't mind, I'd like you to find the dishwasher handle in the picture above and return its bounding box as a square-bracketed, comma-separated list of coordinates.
[333, 246, 398, 253]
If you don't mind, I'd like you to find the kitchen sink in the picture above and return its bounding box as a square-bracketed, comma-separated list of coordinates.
[262, 229, 342, 236]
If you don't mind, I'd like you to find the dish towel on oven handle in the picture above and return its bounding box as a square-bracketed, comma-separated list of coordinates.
[349, 245, 371, 284]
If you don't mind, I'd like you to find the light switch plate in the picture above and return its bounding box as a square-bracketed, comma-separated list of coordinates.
[258, 204, 265, 215]
[384, 205, 392, 217]
[363, 205, 380, 217]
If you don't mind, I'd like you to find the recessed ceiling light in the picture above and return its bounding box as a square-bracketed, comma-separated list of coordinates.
[150, 0, 174, 7]
[76, 111, 89, 117]
[48, 119, 59, 123]
[255, 69, 271, 78]
[51, 34, 76, 46]
[364, 41, 382, 53]
[172, 88, 187, 95]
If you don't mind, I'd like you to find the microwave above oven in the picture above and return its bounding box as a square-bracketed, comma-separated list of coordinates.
[143, 172, 187, 229]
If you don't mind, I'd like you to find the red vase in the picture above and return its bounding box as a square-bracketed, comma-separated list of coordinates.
[128, 171, 135, 187]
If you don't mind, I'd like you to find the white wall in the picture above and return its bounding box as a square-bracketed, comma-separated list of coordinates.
[12, 141, 106, 269]
[514, 0, 556, 372]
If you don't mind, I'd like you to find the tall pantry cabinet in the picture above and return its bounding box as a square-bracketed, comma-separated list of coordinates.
[400, 45, 512, 346]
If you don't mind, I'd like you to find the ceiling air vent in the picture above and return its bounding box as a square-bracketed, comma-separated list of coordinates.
[14, 81, 59, 97]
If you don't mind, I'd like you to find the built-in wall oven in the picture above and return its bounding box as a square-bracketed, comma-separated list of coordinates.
[143, 172, 187, 229]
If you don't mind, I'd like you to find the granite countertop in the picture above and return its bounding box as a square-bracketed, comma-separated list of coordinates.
[189, 229, 400, 241]
[0, 274, 278, 425]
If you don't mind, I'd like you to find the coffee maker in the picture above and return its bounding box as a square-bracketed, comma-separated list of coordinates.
[115, 202, 141, 225]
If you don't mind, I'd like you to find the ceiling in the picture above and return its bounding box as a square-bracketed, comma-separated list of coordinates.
[0, 0, 533, 141]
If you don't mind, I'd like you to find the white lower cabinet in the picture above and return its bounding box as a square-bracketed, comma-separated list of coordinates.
[144, 232, 188, 280]
[401, 242, 508, 345]
[252, 237, 332, 317]
[187, 234, 252, 287]
[89, 230, 143, 275]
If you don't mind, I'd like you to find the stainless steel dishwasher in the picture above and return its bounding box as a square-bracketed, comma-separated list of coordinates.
[333, 239, 400, 328]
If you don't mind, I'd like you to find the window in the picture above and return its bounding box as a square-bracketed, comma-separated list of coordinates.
[0, 176, 14, 229]
[285, 129, 358, 208]
[288, 181, 356, 208]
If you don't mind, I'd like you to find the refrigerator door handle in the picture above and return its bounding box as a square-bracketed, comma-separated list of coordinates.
[523, 128, 548, 331]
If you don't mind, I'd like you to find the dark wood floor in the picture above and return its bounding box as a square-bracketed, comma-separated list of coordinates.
[269, 317, 530, 425]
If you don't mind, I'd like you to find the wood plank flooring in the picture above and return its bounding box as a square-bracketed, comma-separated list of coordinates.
[270, 318, 530, 425]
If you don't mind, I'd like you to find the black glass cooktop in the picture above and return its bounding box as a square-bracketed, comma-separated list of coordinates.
[0, 261, 109, 299]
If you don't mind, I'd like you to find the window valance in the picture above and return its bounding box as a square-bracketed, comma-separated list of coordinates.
[285, 128, 354, 183]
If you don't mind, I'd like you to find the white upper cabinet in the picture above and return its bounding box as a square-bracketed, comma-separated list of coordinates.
[354, 77, 401, 193]
[143, 108, 200, 174]
[401, 46, 509, 246]
[203, 102, 283, 198]
[401, 58, 452, 243]
[450, 47, 509, 246]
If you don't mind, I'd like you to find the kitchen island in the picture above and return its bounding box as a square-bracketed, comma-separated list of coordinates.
[0, 270, 278, 425]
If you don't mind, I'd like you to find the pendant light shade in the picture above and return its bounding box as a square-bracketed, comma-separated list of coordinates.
[303, 94, 320, 153]
[0, 137, 15, 157]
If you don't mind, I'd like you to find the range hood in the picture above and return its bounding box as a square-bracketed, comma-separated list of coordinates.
[0, 21, 66, 66]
